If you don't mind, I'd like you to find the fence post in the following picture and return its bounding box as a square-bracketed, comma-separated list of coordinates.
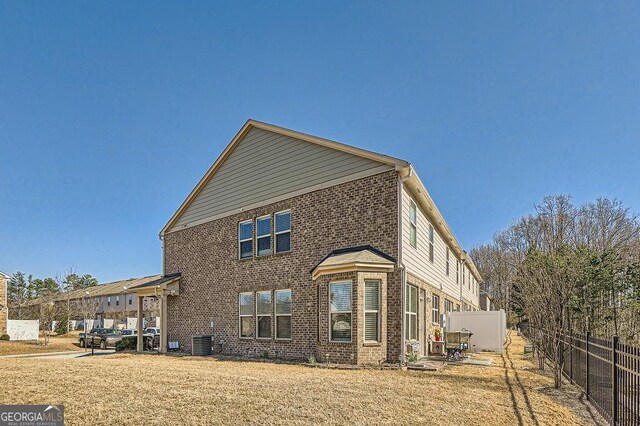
[569, 330, 573, 383]
[612, 335, 618, 426]
[586, 331, 590, 401]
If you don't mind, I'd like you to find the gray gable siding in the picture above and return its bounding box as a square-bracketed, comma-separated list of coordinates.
[170, 127, 392, 232]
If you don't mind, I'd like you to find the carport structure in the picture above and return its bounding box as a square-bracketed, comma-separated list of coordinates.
[125, 273, 180, 353]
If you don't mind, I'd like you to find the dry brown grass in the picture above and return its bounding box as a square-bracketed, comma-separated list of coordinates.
[0, 335, 82, 356]
[0, 333, 602, 425]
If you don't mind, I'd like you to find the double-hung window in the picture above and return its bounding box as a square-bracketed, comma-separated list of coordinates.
[428, 224, 435, 262]
[364, 280, 380, 342]
[275, 289, 292, 339]
[456, 260, 460, 284]
[107, 296, 111, 307]
[239, 292, 254, 338]
[256, 291, 272, 338]
[405, 284, 418, 340]
[256, 216, 272, 257]
[432, 294, 440, 324]
[409, 201, 417, 248]
[330, 281, 352, 342]
[275, 210, 291, 253]
[116, 296, 120, 306]
[239, 221, 254, 259]
[446, 247, 450, 276]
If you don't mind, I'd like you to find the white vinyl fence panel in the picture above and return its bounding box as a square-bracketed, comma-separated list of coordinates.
[447, 310, 507, 353]
[7, 320, 40, 341]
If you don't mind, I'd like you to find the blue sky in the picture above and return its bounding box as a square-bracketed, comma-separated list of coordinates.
[1, 2, 639, 283]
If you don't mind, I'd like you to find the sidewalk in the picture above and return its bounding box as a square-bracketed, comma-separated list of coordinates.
[0, 349, 114, 359]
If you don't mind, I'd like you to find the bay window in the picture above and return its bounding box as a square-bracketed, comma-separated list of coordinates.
[330, 281, 352, 342]
[364, 280, 380, 342]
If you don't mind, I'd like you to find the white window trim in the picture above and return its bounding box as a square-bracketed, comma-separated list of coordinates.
[275, 289, 292, 341]
[364, 280, 380, 343]
[409, 200, 417, 249]
[405, 284, 418, 340]
[239, 292, 254, 339]
[456, 260, 460, 284]
[239, 220, 254, 260]
[256, 290, 272, 339]
[432, 294, 440, 325]
[274, 209, 291, 254]
[256, 215, 272, 257]
[329, 280, 352, 343]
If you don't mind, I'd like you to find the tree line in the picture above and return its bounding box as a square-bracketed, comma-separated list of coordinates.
[470, 195, 640, 388]
[7, 268, 98, 320]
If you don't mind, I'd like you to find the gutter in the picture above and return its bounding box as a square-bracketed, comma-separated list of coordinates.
[397, 166, 412, 364]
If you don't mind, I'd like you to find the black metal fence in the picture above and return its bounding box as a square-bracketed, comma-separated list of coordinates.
[553, 331, 640, 425]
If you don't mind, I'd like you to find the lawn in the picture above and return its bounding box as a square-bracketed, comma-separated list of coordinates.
[0, 333, 603, 425]
[0, 334, 82, 356]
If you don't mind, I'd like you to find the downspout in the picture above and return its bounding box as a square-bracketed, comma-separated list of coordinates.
[397, 166, 412, 364]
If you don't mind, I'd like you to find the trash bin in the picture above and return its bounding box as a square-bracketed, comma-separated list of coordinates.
[191, 335, 213, 356]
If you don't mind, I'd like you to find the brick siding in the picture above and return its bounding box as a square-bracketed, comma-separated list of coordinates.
[163, 170, 401, 363]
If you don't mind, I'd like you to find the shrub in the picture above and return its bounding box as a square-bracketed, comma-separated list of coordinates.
[115, 336, 136, 352]
[0, 334, 10, 341]
[54, 316, 69, 335]
[307, 355, 316, 364]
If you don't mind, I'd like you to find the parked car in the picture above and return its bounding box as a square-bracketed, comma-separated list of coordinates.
[119, 329, 137, 336]
[79, 328, 122, 349]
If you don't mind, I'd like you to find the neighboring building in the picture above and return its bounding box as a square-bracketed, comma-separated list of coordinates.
[158, 120, 483, 364]
[25, 275, 162, 327]
[0, 271, 9, 335]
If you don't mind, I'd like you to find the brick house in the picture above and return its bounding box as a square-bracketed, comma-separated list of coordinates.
[0, 271, 9, 335]
[156, 120, 482, 364]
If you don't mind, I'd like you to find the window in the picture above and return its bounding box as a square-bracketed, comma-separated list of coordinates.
[116, 296, 120, 306]
[239, 221, 254, 259]
[256, 216, 272, 257]
[107, 296, 111, 307]
[409, 201, 417, 248]
[455, 303, 460, 312]
[428, 224, 434, 262]
[239, 292, 254, 338]
[128, 296, 132, 305]
[444, 299, 452, 313]
[275, 210, 291, 253]
[364, 280, 380, 342]
[330, 281, 352, 342]
[456, 260, 460, 284]
[467, 268, 471, 289]
[432, 294, 440, 324]
[256, 291, 272, 338]
[446, 247, 450, 276]
[405, 284, 418, 340]
[275, 289, 292, 339]
[462, 264, 466, 287]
